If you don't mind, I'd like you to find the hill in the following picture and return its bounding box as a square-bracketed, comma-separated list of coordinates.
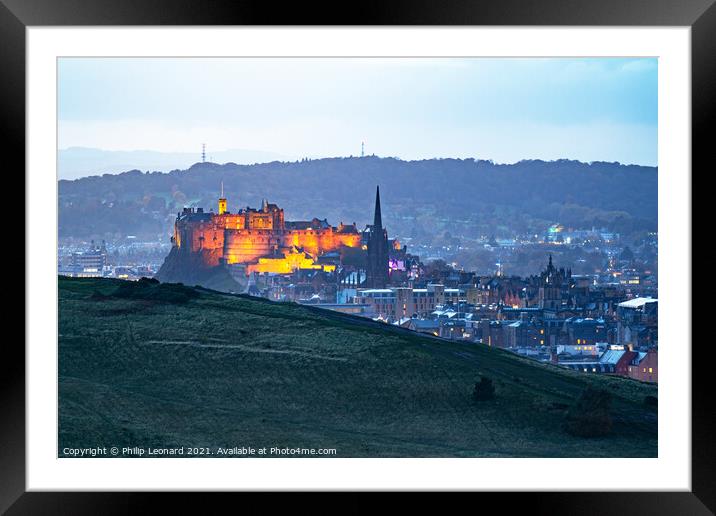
[57, 157, 658, 241]
[59, 276, 657, 458]
[58, 146, 289, 180]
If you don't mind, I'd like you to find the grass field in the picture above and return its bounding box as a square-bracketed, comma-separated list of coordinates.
[58, 276, 657, 458]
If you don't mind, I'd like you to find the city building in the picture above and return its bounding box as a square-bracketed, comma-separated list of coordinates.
[535, 254, 572, 311]
[617, 297, 658, 349]
[60, 240, 108, 277]
[353, 283, 462, 320]
[627, 349, 658, 383]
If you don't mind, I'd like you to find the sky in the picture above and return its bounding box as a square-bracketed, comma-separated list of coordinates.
[58, 57, 658, 166]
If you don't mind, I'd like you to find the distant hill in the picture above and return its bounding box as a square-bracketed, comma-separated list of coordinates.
[58, 146, 290, 180]
[58, 156, 658, 240]
[59, 276, 657, 457]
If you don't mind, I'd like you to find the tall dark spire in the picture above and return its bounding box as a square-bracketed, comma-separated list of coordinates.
[367, 185, 389, 288]
[546, 253, 555, 276]
[373, 185, 383, 230]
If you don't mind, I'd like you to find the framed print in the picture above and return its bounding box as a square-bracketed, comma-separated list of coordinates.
[4, 0, 712, 512]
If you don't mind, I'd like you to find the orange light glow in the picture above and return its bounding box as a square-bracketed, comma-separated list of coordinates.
[175, 198, 360, 272]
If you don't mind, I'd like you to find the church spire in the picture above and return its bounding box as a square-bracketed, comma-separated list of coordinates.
[367, 185, 389, 288]
[373, 185, 383, 230]
[546, 253, 555, 275]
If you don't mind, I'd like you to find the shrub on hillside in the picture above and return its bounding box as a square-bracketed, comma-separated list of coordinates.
[90, 290, 110, 301]
[473, 376, 495, 402]
[564, 386, 613, 437]
[111, 279, 199, 304]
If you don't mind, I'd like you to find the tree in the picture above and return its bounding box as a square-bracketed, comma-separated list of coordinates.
[473, 376, 495, 401]
[564, 386, 613, 437]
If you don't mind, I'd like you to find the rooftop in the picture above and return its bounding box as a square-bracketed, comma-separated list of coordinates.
[599, 349, 626, 365]
[618, 297, 658, 309]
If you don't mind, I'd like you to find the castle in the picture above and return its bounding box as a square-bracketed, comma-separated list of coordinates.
[165, 185, 391, 286]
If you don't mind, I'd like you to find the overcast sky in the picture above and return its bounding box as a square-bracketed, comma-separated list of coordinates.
[58, 57, 658, 166]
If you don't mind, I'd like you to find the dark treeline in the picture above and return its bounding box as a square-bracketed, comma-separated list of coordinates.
[58, 156, 657, 239]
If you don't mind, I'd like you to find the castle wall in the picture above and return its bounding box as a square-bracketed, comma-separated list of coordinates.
[222, 228, 361, 264]
[177, 219, 225, 266]
[223, 229, 282, 264]
[247, 212, 275, 230]
[220, 213, 246, 230]
[283, 229, 361, 257]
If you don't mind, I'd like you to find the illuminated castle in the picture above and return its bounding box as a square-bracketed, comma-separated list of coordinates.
[169, 185, 364, 275]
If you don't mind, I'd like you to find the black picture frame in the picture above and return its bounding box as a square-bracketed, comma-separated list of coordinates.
[3, 0, 710, 512]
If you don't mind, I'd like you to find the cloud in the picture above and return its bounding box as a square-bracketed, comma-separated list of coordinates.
[58, 57, 657, 165]
[620, 59, 658, 73]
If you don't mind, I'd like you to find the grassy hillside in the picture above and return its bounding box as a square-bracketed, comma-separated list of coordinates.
[59, 277, 657, 458]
